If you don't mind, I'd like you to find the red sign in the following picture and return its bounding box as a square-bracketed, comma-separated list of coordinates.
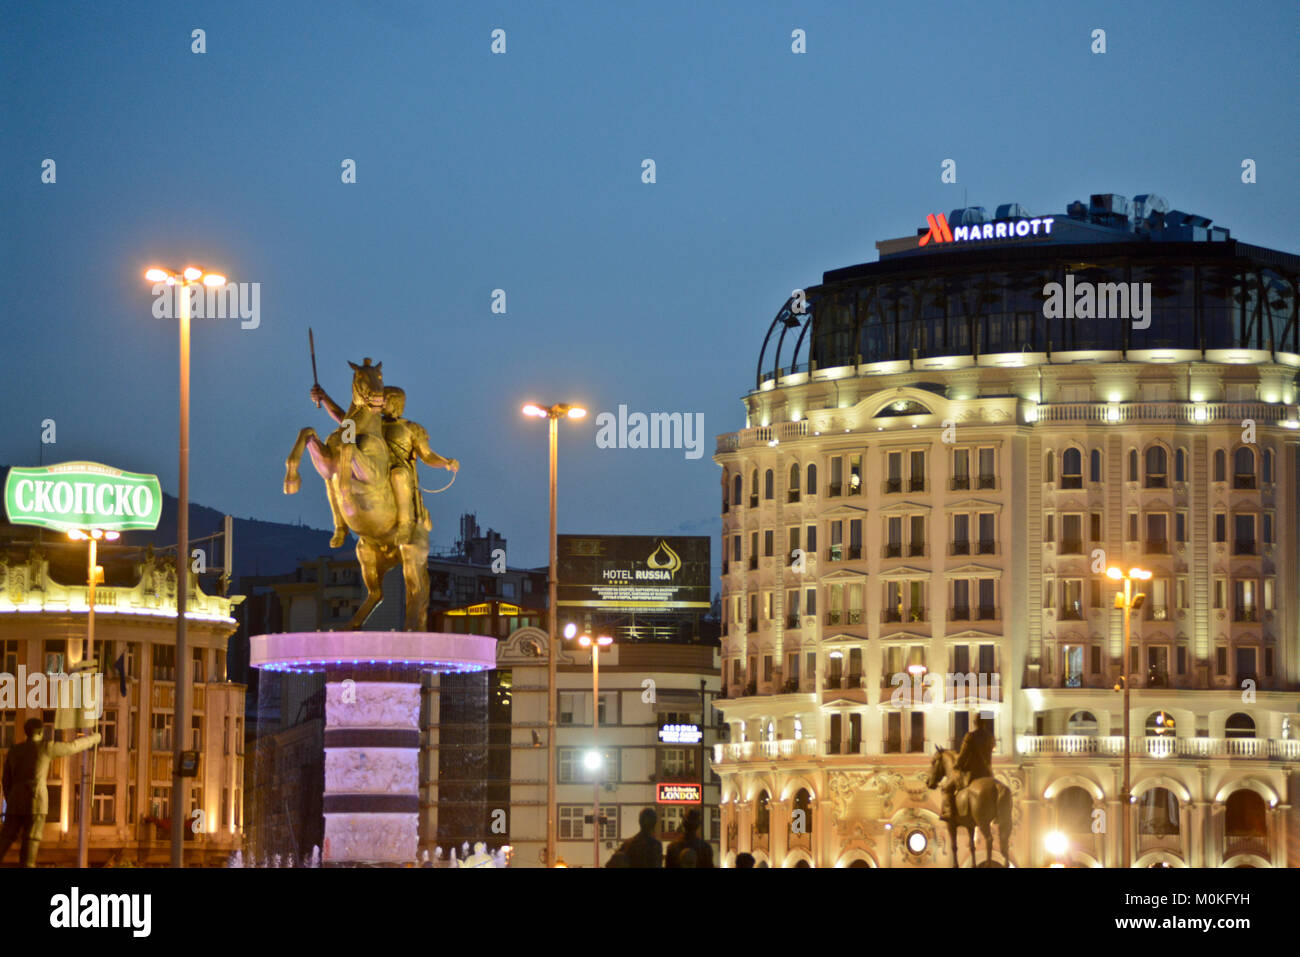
[657, 782, 702, 805]
[918, 212, 954, 246]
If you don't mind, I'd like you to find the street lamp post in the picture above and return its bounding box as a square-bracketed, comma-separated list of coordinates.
[577, 633, 612, 868]
[68, 527, 118, 868]
[522, 402, 586, 867]
[145, 265, 225, 867]
[1107, 565, 1150, 869]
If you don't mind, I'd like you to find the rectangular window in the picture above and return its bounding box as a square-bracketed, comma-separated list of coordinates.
[908, 515, 925, 557]
[829, 521, 843, 561]
[1061, 514, 1082, 553]
[1214, 512, 1226, 543]
[1216, 647, 1228, 674]
[886, 516, 902, 557]
[1090, 579, 1101, 608]
[806, 524, 817, 554]
[1175, 511, 1187, 543]
[1213, 579, 1226, 609]
[953, 448, 970, 489]
[1090, 646, 1102, 675]
[92, 785, 115, 826]
[977, 579, 995, 618]
[1177, 646, 1186, 675]
[886, 451, 902, 493]
[559, 805, 585, 839]
[558, 692, 578, 725]
[1263, 512, 1274, 544]
[909, 450, 926, 492]
[805, 588, 816, 615]
[829, 457, 843, 497]
[1044, 513, 1054, 543]
[978, 513, 995, 553]
[953, 580, 970, 619]
[849, 519, 863, 559]
[1234, 514, 1255, 554]
[764, 529, 774, 557]
[908, 711, 925, 752]
[44, 639, 66, 675]
[953, 645, 971, 673]
[1090, 512, 1103, 542]
[978, 448, 996, 488]
[849, 454, 862, 494]
[1044, 576, 1055, 609]
[1146, 513, 1168, 553]
[884, 712, 902, 754]
[953, 513, 970, 554]
[1127, 512, 1139, 542]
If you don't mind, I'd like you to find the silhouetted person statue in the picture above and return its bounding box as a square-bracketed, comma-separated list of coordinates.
[665, 808, 714, 868]
[734, 852, 755, 868]
[945, 712, 995, 819]
[0, 718, 101, 866]
[617, 808, 664, 867]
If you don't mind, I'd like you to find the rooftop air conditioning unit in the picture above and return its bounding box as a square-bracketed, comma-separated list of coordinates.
[947, 206, 989, 226]
[995, 203, 1030, 220]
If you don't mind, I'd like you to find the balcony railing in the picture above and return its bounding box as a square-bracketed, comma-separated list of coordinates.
[951, 476, 970, 491]
[749, 495, 759, 508]
[848, 545, 862, 560]
[883, 543, 902, 558]
[1234, 541, 1257, 555]
[884, 478, 902, 494]
[748, 618, 758, 631]
[951, 606, 970, 621]
[786, 615, 800, 629]
[976, 605, 997, 620]
[1061, 476, 1083, 489]
[951, 541, 970, 556]
[1234, 475, 1257, 490]
[788, 490, 800, 503]
[908, 543, 925, 557]
[977, 474, 996, 490]
[828, 483, 842, 496]
[977, 540, 996, 555]
[748, 557, 758, 570]
[1017, 735, 1300, 761]
[1060, 539, 1083, 554]
[1036, 401, 1297, 426]
[714, 738, 819, 763]
[909, 478, 925, 492]
[1146, 539, 1169, 554]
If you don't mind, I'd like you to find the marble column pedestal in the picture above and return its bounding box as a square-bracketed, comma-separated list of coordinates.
[250, 630, 497, 866]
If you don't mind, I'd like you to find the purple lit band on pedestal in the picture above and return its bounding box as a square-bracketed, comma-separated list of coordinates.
[249, 631, 496, 865]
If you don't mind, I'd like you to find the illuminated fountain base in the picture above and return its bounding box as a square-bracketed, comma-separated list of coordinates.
[250, 631, 496, 866]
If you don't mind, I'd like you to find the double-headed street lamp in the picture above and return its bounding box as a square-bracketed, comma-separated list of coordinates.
[568, 626, 612, 868]
[522, 402, 587, 867]
[1107, 564, 1151, 869]
[144, 265, 225, 867]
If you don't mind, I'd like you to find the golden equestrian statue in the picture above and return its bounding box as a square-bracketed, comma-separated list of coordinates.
[283, 353, 458, 631]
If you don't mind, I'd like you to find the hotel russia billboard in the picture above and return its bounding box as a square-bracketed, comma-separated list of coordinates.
[557, 535, 711, 641]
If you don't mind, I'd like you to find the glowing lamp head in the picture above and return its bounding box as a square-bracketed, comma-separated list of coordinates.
[1106, 567, 1123, 580]
[1130, 568, 1152, 581]
[67, 530, 86, 541]
[182, 266, 202, 281]
[522, 404, 547, 418]
[202, 272, 226, 287]
[144, 268, 170, 282]
[1044, 830, 1069, 856]
[104, 531, 120, 541]
[563, 623, 577, 639]
[566, 407, 587, 420]
[577, 635, 592, 647]
[596, 635, 613, 646]
[583, 750, 602, 771]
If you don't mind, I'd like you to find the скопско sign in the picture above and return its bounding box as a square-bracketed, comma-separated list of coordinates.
[3, 462, 163, 532]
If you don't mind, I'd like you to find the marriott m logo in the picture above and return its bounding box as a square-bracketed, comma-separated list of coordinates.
[918, 212, 954, 246]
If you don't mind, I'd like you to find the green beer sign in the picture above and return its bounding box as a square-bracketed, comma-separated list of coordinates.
[3, 462, 163, 532]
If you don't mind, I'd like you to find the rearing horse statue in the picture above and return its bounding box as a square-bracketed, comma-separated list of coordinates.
[283, 358, 430, 631]
[926, 747, 1013, 867]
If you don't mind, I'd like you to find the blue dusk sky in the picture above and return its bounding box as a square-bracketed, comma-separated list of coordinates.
[2, 0, 1297, 574]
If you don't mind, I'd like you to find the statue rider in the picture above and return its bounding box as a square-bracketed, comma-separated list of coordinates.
[310, 382, 457, 547]
[944, 712, 995, 818]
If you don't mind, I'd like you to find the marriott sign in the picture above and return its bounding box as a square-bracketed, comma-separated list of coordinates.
[919, 211, 1056, 246]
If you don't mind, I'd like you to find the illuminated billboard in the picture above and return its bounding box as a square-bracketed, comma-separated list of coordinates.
[557, 535, 710, 611]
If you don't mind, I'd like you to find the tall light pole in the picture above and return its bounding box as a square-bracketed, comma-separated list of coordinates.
[145, 265, 225, 867]
[522, 401, 587, 867]
[576, 632, 612, 868]
[68, 527, 118, 868]
[1107, 564, 1150, 869]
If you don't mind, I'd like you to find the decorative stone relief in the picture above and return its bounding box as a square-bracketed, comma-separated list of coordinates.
[326, 682, 419, 730]
[323, 812, 417, 863]
[325, 748, 417, 793]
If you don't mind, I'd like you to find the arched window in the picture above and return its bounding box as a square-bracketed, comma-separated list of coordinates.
[788, 464, 801, 502]
[1067, 711, 1098, 735]
[1145, 710, 1176, 736]
[792, 788, 812, 838]
[1233, 447, 1256, 489]
[733, 473, 743, 507]
[755, 791, 771, 834]
[764, 469, 775, 500]
[806, 463, 818, 496]
[1138, 788, 1180, 836]
[1090, 449, 1102, 483]
[1225, 712, 1256, 739]
[1213, 449, 1226, 482]
[1145, 446, 1168, 487]
[793, 859, 811, 868]
[1061, 448, 1083, 488]
[1174, 448, 1186, 483]
[1044, 450, 1055, 483]
[722, 471, 730, 512]
[1224, 791, 1268, 856]
[1057, 787, 1094, 835]
[1263, 448, 1274, 484]
[1128, 449, 1139, 482]
[750, 469, 759, 506]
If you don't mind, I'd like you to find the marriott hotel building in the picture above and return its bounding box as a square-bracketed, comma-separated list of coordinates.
[713, 193, 1300, 867]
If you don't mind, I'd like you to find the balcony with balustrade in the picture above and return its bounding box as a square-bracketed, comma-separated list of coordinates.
[713, 738, 820, 765]
[1017, 734, 1300, 761]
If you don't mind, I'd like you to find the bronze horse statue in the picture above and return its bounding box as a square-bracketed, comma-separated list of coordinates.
[283, 358, 430, 631]
[926, 747, 1013, 867]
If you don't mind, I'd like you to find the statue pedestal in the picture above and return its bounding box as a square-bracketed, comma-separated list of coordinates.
[250, 631, 496, 866]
